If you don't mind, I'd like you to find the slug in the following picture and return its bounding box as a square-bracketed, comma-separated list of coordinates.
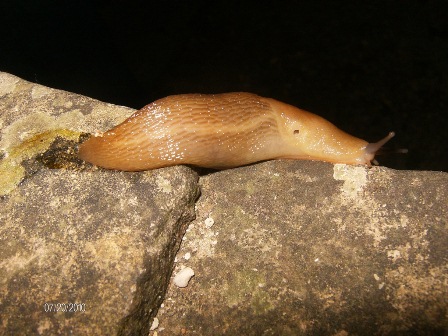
[78, 92, 396, 171]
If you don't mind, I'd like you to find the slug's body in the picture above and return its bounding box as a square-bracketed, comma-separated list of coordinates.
[78, 92, 395, 171]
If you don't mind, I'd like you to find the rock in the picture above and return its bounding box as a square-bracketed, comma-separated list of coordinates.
[0, 72, 199, 335]
[1, 72, 447, 335]
[154, 161, 448, 335]
[0, 72, 135, 196]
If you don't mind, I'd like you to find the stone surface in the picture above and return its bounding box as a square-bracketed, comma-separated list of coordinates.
[152, 161, 448, 336]
[0, 72, 135, 196]
[0, 72, 199, 335]
[0, 167, 198, 335]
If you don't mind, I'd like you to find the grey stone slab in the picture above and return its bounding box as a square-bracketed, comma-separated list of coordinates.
[0, 72, 199, 335]
[0, 165, 198, 335]
[154, 161, 448, 335]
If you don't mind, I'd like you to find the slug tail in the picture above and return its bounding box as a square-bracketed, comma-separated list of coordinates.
[78, 133, 147, 171]
[78, 134, 115, 169]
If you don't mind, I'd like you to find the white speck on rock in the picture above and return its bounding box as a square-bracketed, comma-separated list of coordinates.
[184, 252, 191, 260]
[150, 317, 159, 331]
[333, 164, 368, 199]
[173, 267, 195, 288]
[205, 217, 214, 228]
[156, 176, 172, 193]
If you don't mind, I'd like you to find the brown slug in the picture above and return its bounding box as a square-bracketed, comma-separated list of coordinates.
[78, 92, 396, 171]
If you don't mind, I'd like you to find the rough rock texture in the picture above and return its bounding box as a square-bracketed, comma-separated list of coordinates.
[0, 72, 135, 196]
[0, 167, 198, 335]
[153, 161, 448, 336]
[1, 73, 447, 335]
[0, 73, 199, 335]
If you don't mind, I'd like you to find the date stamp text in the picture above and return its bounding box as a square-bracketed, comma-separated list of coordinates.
[44, 302, 86, 313]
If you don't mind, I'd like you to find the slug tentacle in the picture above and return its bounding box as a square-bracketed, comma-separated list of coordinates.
[364, 132, 396, 165]
[78, 92, 399, 171]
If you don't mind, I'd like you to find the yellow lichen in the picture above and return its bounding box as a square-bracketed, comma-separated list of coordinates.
[0, 129, 83, 196]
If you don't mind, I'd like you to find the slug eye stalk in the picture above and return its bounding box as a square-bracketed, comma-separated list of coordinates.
[365, 132, 408, 165]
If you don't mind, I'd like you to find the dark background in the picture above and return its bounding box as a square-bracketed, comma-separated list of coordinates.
[1, 1, 447, 171]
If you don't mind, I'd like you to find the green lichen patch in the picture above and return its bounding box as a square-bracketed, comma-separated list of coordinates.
[0, 129, 83, 196]
[224, 269, 274, 314]
[0, 159, 25, 196]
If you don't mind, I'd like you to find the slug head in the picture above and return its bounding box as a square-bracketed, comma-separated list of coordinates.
[271, 100, 396, 166]
[363, 132, 397, 165]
